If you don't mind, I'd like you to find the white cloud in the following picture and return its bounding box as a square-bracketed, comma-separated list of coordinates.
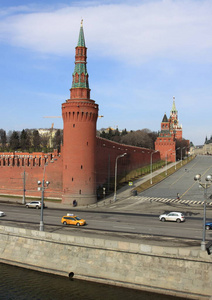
[0, 0, 212, 63]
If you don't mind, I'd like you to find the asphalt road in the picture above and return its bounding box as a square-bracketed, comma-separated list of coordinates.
[0, 200, 211, 248]
[141, 155, 212, 201]
[0, 155, 212, 248]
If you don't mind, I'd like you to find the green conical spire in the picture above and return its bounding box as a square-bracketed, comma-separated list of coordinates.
[171, 96, 177, 112]
[77, 19, 85, 47]
[71, 20, 89, 90]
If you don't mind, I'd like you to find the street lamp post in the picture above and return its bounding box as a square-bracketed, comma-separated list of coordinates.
[165, 149, 172, 176]
[175, 147, 180, 170]
[38, 163, 50, 231]
[22, 155, 28, 205]
[22, 167, 26, 205]
[103, 187, 106, 200]
[194, 174, 212, 251]
[150, 150, 159, 184]
[114, 153, 127, 202]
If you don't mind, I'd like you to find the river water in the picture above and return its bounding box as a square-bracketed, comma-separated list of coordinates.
[0, 263, 188, 300]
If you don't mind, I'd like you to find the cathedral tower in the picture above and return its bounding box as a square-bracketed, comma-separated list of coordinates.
[62, 21, 99, 205]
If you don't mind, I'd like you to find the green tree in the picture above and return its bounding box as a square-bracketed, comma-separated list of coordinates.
[53, 129, 63, 151]
[9, 131, 20, 151]
[107, 128, 113, 140]
[40, 134, 49, 152]
[121, 128, 128, 136]
[100, 130, 106, 138]
[32, 130, 41, 151]
[20, 129, 31, 151]
[0, 129, 7, 151]
[175, 139, 189, 160]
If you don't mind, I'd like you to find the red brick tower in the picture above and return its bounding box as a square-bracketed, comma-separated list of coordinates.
[155, 113, 176, 162]
[169, 96, 182, 140]
[62, 21, 99, 205]
[155, 97, 183, 162]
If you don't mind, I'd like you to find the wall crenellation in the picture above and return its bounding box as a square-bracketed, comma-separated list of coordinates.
[0, 151, 59, 168]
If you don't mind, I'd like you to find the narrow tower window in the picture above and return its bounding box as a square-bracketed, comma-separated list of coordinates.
[81, 73, 85, 82]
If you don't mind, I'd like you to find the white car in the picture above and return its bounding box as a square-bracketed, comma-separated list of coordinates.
[0, 211, 5, 217]
[25, 201, 45, 209]
[159, 212, 185, 223]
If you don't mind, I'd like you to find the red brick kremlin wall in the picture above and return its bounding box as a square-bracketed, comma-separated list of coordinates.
[0, 139, 160, 200]
[96, 137, 160, 187]
[0, 150, 63, 199]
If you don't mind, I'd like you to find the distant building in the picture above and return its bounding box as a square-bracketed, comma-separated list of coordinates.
[38, 125, 59, 148]
[191, 135, 212, 155]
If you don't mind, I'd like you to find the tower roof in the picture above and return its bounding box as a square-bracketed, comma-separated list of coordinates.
[77, 19, 86, 47]
[70, 20, 90, 95]
[162, 113, 168, 122]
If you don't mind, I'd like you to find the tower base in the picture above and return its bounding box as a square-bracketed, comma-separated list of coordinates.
[62, 193, 97, 206]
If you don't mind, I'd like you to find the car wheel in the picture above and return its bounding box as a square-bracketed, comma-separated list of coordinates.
[161, 218, 165, 222]
[63, 221, 67, 225]
[206, 225, 210, 230]
[26, 205, 29, 208]
[176, 219, 181, 223]
[76, 223, 80, 227]
[36, 206, 39, 209]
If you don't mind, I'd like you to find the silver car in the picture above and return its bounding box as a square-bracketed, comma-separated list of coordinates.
[25, 201, 45, 209]
[159, 212, 185, 223]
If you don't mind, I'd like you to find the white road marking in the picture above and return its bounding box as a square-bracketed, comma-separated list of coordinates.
[113, 225, 135, 230]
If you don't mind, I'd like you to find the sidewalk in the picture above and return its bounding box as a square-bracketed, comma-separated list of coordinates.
[44, 161, 177, 210]
[93, 161, 177, 206]
[37, 161, 177, 211]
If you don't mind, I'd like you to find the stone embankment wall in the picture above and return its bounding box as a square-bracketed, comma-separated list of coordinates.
[0, 225, 211, 299]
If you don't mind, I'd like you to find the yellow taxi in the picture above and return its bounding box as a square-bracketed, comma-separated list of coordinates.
[61, 214, 86, 226]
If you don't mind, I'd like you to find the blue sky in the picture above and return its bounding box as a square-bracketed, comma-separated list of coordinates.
[0, 0, 212, 146]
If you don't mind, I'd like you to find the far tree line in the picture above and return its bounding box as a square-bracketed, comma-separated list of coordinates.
[0, 127, 189, 159]
[98, 127, 190, 160]
[0, 129, 63, 153]
[98, 128, 158, 149]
